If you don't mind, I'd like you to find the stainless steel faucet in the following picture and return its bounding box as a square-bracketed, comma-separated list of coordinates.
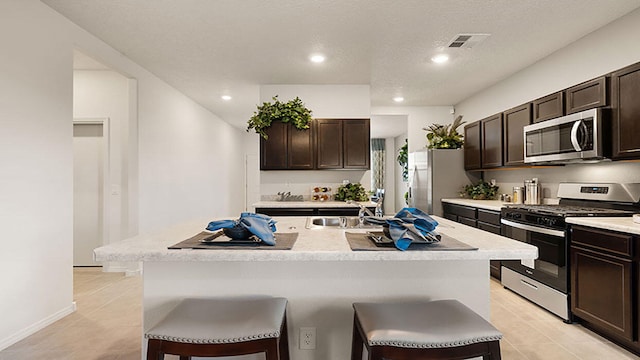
[347, 200, 382, 227]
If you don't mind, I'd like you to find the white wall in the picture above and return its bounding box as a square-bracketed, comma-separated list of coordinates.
[0, 0, 74, 350]
[249, 85, 371, 207]
[0, 0, 246, 350]
[456, 7, 640, 122]
[74, 70, 131, 245]
[454, 7, 640, 198]
[66, 10, 247, 233]
[372, 106, 454, 152]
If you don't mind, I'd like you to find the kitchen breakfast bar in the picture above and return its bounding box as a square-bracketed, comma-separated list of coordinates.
[94, 216, 536, 360]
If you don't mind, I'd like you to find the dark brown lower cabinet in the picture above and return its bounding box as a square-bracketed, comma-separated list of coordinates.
[570, 225, 636, 348]
[255, 207, 375, 217]
[442, 203, 502, 279]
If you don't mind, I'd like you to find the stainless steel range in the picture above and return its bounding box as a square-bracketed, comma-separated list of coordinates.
[500, 183, 640, 322]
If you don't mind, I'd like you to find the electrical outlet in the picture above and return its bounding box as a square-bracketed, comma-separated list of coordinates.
[299, 327, 316, 350]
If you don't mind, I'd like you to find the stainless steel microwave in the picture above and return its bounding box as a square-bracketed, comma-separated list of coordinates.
[524, 108, 607, 164]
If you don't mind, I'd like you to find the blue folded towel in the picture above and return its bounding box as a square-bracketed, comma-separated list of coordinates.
[386, 207, 440, 251]
[205, 219, 238, 231]
[206, 213, 277, 245]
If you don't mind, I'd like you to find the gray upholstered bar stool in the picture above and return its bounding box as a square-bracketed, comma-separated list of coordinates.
[145, 297, 289, 360]
[351, 299, 502, 360]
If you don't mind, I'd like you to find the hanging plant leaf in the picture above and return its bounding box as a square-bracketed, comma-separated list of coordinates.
[246, 96, 313, 139]
[422, 115, 466, 149]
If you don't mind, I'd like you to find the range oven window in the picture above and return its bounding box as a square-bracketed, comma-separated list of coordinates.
[502, 221, 568, 293]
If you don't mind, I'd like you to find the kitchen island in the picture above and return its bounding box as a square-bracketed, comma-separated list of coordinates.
[94, 216, 536, 360]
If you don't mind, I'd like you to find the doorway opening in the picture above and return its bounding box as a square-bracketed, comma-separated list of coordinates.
[72, 49, 138, 272]
[73, 120, 108, 266]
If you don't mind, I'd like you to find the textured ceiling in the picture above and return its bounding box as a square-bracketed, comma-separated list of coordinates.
[46, 0, 640, 130]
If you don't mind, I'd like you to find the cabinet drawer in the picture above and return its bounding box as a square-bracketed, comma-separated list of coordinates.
[443, 203, 477, 219]
[478, 221, 501, 235]
[458, 216, 477, 228]
[443, 213, 457, 222]
[571, 225, 633, 258]
[477, 209, 500, 226]
[255, 208, 315, 217]
[316, 208, 364, 216]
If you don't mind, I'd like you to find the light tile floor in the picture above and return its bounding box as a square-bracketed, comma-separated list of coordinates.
[1, 268, 639, 359]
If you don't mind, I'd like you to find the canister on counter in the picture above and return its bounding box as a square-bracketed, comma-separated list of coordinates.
[512, 186, 524, 204]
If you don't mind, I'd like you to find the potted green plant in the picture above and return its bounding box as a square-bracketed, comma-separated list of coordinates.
[246, 95, 313, 139]
[460, 179, 499, 200]
[396, 139, 408, 182]
[334, 182, 369, 202]
[422, 115, 465, 149]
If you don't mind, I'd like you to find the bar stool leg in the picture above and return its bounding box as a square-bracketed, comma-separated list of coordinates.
[146, 339, 163, 360]
[279, 316, 290, 360]
[485, 340, 502, 360]
[351, 315, 364, 360]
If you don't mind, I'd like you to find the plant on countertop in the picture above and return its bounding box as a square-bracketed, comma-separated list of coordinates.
[397, 139, 408, 182]
[461, 179, 499, 200]
[334, 182, 369, 202]
[423, 115, 465, 149]
[246, 95, 313, 139]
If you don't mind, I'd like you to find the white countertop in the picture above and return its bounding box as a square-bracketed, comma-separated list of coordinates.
[93, 216, 537, 263]
[566, 216, 640, 235]
[253, 201, 377, 208]
[441, 198, 509, 212]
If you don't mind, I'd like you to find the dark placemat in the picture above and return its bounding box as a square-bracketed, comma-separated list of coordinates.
[345, 232, 478, 251]
[169, 231, 298, 250]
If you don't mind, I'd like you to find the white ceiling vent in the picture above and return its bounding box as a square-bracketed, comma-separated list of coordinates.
[447, 34, 491, 48]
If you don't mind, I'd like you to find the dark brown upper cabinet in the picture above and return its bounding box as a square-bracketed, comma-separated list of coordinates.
[464, 121, 482, 170]
[261, 118, 370, 170]
[315, 119, 344, 169]
[503, 103, 531, 166]
[315, 118, 370, 170]
[260, 121, 288, 170]
[611, 62, 640, 160]
[260, 121, 314, 170]
[288, 125, 316, 169]
[532, 92, 564, 123]
[565, 76, 608, 114]
[481, 113, 504, 169]
[343, 119, 370, 169]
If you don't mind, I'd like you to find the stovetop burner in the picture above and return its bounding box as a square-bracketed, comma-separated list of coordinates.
[504, 204, 636, 217]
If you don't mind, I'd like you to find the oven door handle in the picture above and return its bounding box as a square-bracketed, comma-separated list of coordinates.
[501, 219, 565, 237]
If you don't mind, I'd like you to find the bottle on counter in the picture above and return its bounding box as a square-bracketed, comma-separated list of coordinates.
[512, 187, 524, 204]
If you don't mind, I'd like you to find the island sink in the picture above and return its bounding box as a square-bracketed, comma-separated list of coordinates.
[305, 216, 381, 229]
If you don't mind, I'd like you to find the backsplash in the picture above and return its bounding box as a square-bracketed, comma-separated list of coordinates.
[260, 169, 371, 201]
[484, 161, 640, 201]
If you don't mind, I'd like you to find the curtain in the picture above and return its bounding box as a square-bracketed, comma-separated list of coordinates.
[371, 138, 385, 194]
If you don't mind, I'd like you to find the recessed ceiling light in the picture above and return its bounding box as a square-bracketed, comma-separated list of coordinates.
[221, 95, 232, 101]
[310, 54, 326, 63]
[393, 97, 404, 103]
[431, 54, 449, 64]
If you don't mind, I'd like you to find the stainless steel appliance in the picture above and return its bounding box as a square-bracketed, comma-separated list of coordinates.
[500, 183, 640, 322]
[523, 108, 608, 164]
[407, 149, 477, 217]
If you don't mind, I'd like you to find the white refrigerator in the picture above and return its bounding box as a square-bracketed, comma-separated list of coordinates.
[407, 149, 479, 217]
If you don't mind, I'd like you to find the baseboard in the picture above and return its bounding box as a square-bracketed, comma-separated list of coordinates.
[102, 262, 142, 277]
[0, 302, 77, 351]
[101, 263, 129, 273]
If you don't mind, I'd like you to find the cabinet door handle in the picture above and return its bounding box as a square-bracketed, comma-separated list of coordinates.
[520, 279, 538, 290]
